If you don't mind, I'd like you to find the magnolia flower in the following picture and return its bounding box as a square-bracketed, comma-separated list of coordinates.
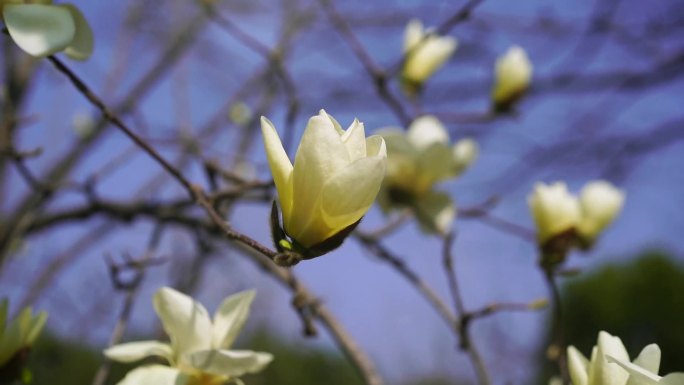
[491, 45, 532, 110]
[577, 181, 625, 245]
[402, 19, 457, 92]
[104, 287, 272, 385]
[377, 115, 477, 234]
[0, 299, 48, 367]
[568, 331, 684, 385]
[567, 331, 630, 385]
[1, 0, 93, 60]
[528, 182, 581, 244]
[261, 110, 386, 259]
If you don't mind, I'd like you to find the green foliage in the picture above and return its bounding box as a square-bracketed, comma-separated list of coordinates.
[561, 251, 684, 374]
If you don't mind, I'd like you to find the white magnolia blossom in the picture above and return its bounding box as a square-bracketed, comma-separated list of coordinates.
[492, 45, 533, 107]
[568, 331, 684, 385]
[528, 180, 624, 245]
[261, 109, 387, 248]
[105, 287, 272, 385]
[0, 298, 48, 366]
[578, 181, 626, 243]
[1, 0, 93, 60]
[528, 182, 581, 244]
[402, 19, 457, 87]
[378, 115, 477, 234]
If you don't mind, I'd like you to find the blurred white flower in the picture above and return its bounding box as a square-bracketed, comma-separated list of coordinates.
[608, 353, 684, 385]
[568, 331, 684, 385]
[261, 110, 386, 257]
[492, 45, 532, 109]
[528, 180, 624, 248]
[578, 181, 626, 245]
[105, 287, 272, 385]
[528, 182, 581, 244]
[1, 0, 93, 60]
[378, 115, 477, 234]
[402, 19, 457, 92]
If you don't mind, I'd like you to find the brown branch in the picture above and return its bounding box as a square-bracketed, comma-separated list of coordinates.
[354, 232, 458, 333]
[442, 232, 492, 385]
[317, 0, 412, 126]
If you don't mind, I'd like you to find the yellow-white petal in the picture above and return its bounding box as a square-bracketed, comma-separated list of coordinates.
[628, 344, 661, 385]
[492, 45, 532, 104]
[608, 355, 661, 385]
[403, 30, 457, 84]
[212, 290, 255, 350]
[340, 118, 367, 162]
[407, 115, 449, 149]
[289, 111, 350, 238]
[567, 346, 589, 385]
[261, 116, 294, 224]
[188, 349, 273, 378]
[414, 190, 455, 235]
[578, 180, 625, 241]
[61, 4, 93, 60]
[104, 341, 174, 364]
[153, 287, 213, 361]
[452, 138, 478, 174]
[403, 19, 424, 52]
[115, 365, 188, 385]
[320, 137, 386, 231]
[527, 182, 581, 243]
[661, 374, 684, 385]
[593, 331, 630, 385]
[3, 4, 75, 57]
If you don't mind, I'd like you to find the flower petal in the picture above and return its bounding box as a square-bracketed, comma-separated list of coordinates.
[187, 349, 273, 378]
[413, 190, 455, 235]
[153, 287, 213, 360]
[289, 110, 349, 239]
[261, 117, 294, 224]
[407, 115, 449, 149]
[594, 331, 630, 385]
[628, 344, 661, 385]
[340, 119, 367, 162]
[212, 290, 255, 350]
[567, 346, 589, 385]
[403, 19, 424, 52]
[104, 341, 174, 364]
[3, 4, 75, 57]
[607, 355, 661, 385]
[661, 374, 684, 385]
[320, 139, 386, 231]
[60, 4, 93, 60]
[115, 365, 188, 385]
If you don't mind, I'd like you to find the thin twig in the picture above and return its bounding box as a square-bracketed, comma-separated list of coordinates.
[543, 268, 569, 384]
[355, 233, 458, 331]
[442, 232, 492, 385]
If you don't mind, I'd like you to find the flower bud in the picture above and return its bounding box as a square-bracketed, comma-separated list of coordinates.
[492, 45, 532, 111]
[528, 182, 581, 244]
[577, 181, 625, 244]
[262, 110, 386, 259]
[378, 116, 475, 234]
[402, 19, 457, 94]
